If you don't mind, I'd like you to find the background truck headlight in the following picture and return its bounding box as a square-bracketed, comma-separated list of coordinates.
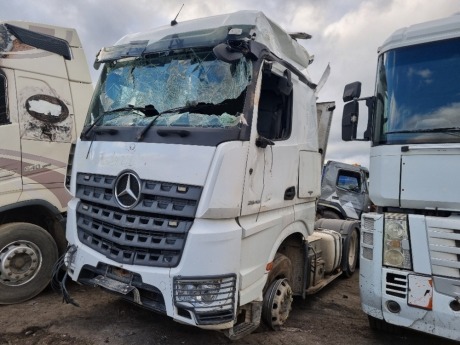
[383, 213, 412, 269]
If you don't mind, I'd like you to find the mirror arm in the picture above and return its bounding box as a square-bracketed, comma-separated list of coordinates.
[256, 136, 275, 148]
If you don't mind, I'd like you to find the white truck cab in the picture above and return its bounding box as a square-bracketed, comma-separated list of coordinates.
[342, 14, 460, 341]
[0, 22, 92, 304]
[62, 11, 360, 339]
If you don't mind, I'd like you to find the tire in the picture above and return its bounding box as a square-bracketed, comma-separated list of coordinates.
[262, 278, 293, 330]
[0, 222, 58, 304]
[368, 315, 403, 335]
[342, 227, 359, 278]
[322, 210, 341, 220]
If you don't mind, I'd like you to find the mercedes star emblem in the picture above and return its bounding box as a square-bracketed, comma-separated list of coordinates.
[114, 171, 141, 209]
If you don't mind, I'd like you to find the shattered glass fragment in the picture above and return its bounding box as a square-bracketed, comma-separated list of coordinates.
[0, 25, 13, 53]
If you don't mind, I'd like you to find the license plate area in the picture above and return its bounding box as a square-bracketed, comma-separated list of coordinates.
[90, 275, 135, 295]
[407, 274, 433, 310]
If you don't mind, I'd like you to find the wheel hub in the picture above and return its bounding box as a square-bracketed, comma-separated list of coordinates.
[0, 241, 41, 286]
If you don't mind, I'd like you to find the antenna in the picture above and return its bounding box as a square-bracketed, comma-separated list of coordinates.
[171, 4, 184, 26]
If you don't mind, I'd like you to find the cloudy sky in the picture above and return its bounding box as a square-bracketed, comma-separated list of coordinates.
[2, 0, 459, 167]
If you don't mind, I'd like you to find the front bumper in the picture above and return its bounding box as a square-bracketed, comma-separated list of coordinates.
[65, 198, 242, 329]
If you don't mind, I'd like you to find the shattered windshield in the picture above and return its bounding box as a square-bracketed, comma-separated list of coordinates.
[373, 37, 460, 145]
[86, 48, 252, 129]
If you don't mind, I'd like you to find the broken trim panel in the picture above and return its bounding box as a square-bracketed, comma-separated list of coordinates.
[4, 24, 72, 60]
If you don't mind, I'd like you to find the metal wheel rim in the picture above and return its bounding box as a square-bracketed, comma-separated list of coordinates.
[267, 279, 293, 329]
[0, 240, 42, 286]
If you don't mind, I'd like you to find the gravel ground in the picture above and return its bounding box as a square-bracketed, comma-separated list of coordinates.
[0, 271, 457, 345]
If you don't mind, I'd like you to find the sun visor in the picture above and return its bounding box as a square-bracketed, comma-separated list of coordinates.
[95, 40, 149, 63]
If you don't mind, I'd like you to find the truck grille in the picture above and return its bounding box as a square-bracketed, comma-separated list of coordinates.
[427, 217, 460, 279]
[76, 172, 202, 267]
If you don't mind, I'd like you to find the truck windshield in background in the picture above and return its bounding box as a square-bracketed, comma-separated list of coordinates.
[373, 37, 460, 145]
[86, 49, 252, 129]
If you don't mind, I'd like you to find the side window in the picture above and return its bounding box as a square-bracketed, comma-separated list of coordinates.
[0, 74, 8, 125]
[257, 71, 292, 140]
[337, 170, 362, 193]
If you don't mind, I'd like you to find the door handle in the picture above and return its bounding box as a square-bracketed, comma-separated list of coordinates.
[284, 186, 296, 200]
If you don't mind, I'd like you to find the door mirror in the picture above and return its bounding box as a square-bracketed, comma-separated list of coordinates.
[343, 82, 361, 102]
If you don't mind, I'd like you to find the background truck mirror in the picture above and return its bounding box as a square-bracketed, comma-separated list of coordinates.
[342, 100, 359, 141]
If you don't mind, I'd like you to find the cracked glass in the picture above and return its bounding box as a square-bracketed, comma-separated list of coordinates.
[86, 48, 252, 129]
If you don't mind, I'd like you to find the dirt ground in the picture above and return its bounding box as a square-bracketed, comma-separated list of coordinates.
[0, 271, 457, 345]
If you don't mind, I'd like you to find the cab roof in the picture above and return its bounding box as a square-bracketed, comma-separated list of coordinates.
[379, 13, 460, 54]
[114, 10, 312, 71]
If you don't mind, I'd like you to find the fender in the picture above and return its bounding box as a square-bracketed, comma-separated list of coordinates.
[317, 200, 346, 218]
[0, 199, 64, 219]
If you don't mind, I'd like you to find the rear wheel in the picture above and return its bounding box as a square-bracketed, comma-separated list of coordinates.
[262, 278, 293, 330]
[0, 223, 58, 304]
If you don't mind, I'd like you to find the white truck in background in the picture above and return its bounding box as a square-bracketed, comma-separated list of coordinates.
[342, 14, 460, 341]
[0, 22, 92, 304]
[61, 11, 360, 339]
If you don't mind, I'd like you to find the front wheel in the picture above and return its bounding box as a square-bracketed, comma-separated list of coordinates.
[262, 278, 293, 330]
[0, 223, 58, 304]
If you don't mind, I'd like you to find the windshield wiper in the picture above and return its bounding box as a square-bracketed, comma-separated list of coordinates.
[386, 127, 460, 135]
[82, 105, 159, 139]
[81, 114, 105, 139]
[136, 103, 212, 141]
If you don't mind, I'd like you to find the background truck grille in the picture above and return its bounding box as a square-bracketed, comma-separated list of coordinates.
[361, 216, 375, 260]
[385, 272, 407, 299]
[427, 217, 460, 279]
[76, 173, 202, 267]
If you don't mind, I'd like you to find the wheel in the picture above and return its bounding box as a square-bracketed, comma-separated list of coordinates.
[342, 227, 359, 278]
[262, 278, 293, 330]
[0, 223, 58, 304]
[368, 315, 403, 334]
[322, 210, 341, 220]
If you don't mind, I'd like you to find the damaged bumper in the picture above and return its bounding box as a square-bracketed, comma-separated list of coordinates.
[64, 198, 242, 329]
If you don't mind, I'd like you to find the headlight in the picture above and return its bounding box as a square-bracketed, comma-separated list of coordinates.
[383, 213, 411, 269]
[174, 276, 235, 306]
[176, 282, 220, 304]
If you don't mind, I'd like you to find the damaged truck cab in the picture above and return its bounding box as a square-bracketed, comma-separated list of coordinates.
[63, 11, 359, 338]
[0, 22, 92, 304]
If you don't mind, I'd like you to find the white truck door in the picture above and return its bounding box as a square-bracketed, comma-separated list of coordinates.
[15, 69, 74, 208]
[0, 69, 22, 200]
[241, 63, 300, 215]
